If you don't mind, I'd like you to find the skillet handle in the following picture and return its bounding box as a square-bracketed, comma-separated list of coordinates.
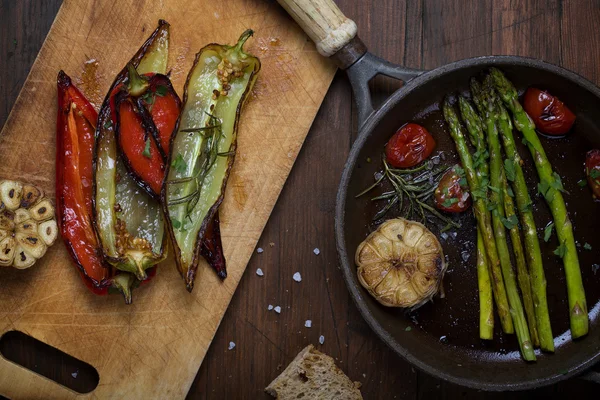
[276, 0, 358, 57]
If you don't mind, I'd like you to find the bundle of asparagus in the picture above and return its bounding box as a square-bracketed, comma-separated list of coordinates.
[442, 68, 589, 361]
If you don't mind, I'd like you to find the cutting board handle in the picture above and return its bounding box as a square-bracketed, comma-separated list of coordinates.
[276, 0, 357, 57]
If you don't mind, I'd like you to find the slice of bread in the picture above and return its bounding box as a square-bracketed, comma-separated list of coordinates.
[265, 345, 363, 399]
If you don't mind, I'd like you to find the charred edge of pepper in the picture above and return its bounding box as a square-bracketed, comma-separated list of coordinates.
[201, 211, 227, 279]
[135, 96, 168, 161]
[113, 91, 163, 199]
[61, 234, 112, 289]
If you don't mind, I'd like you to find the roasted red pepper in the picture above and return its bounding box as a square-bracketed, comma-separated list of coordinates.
[114, 64, 180, 197]
[56, 71, 134, 302]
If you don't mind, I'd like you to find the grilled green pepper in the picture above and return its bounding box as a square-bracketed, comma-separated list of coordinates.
[164, 30, 260, 291]
[94, 21, 169, 281]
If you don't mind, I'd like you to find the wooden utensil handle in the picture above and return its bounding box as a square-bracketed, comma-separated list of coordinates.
[276, 0, 357, 57]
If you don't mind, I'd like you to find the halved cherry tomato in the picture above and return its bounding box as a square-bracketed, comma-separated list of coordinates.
[585, 149, 600, 199]
[523, 88, 575, 136]
[385, 123, 436, 168]
[434, 165, 471, 213]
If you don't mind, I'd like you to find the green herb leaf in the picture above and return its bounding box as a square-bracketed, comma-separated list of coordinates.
[142, 138, 152, 158]
[577, 179, 588, 187]
[554, 241, 567, 258]
[459, 177, 467, 187]
[551, 172, 568, 194]
[488, 185, 500, 193]
[544, 222, 554, 242]
[501, 214, 519, 230]
[142, 91, 155, 105]
[590, 169, 600, 179]
[171, 153, 187, 174]
[538, 182, 556, 203]
[472, 188, 487, 201]
[504, 159, 516, 182]
[170, 217, 182, 229]
[405, 326, 412, 332]
[155, 85, 168, 97]
[454, 165, 465, 178]
[487, 202, 497, 211]
[442, 198, 459, 207]
[520, 201, 533, 214]
[103, 119, 113, 129]
[584, 242, 592, 251]
[507, 186, 514, 198]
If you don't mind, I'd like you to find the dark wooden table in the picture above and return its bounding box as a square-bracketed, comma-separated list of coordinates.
[1, 0, 599, 398]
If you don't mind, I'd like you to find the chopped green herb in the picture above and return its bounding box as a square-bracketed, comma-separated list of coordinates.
[103, 119, 113, 129]
[544, 222, 554, 242]
[507, 186, 514, 198]
[142, 91, 155, 105]
[487, 202, 497, 211]
[142, 138, 152, 158]
[459, 177, 467, 187]
[501, 214, 519, 230]
[171, 153, 187, 174]
[551, 172, 567, 193]
[583, 242, 592, 251]
[538, 182, 556, 203]
[366, 157, 371, 163]
[504, 159, 516, 182]
[442, 198, 459, 207]
[454, 165, 465, 177]
[577, 179, 588, 187]
[488, 185, 500, 193]
[520, 201, 533, 213]
[590, 169, 600, 179]
[554, 241, 567, 258]
[472, 187, 487, 200]
[155, 85, 168, 97]
[13, 39, 17, 46]
[405, 326, 412, 332]
[170, 217, 182, 229]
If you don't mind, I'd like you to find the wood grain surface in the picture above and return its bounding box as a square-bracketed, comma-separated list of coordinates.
[2, 0, 600, 399]
[0, 0, 335, 398]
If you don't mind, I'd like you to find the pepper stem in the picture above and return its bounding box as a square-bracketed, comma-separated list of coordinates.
[126, 63, 149, 97]
[234, 29, 254, 53]
[112, 273, 134, 305]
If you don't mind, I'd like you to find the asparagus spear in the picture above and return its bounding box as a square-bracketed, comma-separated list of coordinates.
[458, 97, 494, 340]
[486, 79, 554, 352]
[476, 230, 494, 339]
[490, 67, 588, 339]
[442, 99, 514, 335]
[472, 81, 535, 361]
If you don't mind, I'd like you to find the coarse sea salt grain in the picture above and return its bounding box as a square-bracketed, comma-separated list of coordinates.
[313, 248, 320, 255]
[256, 268, 264, 276]
[268, 304, 274, 311]
[293, 272, 302, 282]
[228, 341, 236, 350]
[274, 306, 281, 314]
[257, 247, 264, 254]
[305, 320, 312, 328]
[319, 335, 325, 345]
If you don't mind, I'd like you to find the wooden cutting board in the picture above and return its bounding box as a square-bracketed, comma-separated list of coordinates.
[0, 0, 335, 398]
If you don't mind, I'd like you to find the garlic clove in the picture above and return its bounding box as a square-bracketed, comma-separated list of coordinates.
[0, 180, 23, 211]
[12, 246, 36, 269]
[0, 210, 15, 231]
[20, 185, 43, 208]
[17, 220, 38, 236]
[38, 220, 58, 246]
[15, 233, 47, 259]
[0, 236, 16, 265]
[29, 199, 54, 222]
[14, 208, 32, 225]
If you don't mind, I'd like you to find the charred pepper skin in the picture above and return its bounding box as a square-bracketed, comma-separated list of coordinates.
[164, 30, 261, 291]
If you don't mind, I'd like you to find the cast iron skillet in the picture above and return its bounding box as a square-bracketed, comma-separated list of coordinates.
[277, 0, 600, 390]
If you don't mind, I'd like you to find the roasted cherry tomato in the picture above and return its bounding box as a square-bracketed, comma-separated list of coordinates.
[585, 149, 600, 199]
[434, 165, 471, 213]
[523, 88, 575, 136]
[385, 123, 436, 168]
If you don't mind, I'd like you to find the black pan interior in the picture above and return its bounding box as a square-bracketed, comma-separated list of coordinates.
[336, 57, 600, 390]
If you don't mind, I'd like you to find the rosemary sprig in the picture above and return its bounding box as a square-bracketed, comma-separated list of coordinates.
[358, 157, 460, 229]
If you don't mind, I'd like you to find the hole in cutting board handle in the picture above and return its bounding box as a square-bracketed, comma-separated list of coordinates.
[0, 330, 99, 394]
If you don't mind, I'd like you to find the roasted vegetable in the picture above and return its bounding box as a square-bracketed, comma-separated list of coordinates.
[56, 71, 135, 302]
[0, 180, 57, 269]
[164, 30, 260, 291]
[115, 64, 181, 197]
[355, 218, 446, 309]
[94, 20, 169, 281]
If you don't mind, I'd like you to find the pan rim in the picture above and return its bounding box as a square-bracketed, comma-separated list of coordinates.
[334, 55, 600, 391]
